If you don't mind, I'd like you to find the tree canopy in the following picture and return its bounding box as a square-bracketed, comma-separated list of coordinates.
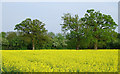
[14, 18, 47, 50]
[60, 9, 118, 50]
[1, 9, 119, 50]
[81, 9, 118, 49]
[60, 13, 89, 50]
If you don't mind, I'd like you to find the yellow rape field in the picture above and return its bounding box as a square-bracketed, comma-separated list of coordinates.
[0, 50, 1, 73]
[1, 50, 118, 72]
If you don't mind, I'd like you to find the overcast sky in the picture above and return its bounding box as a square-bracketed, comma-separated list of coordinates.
[2, 2, 118, 33]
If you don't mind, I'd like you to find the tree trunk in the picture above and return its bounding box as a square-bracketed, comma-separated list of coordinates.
[32, 39, 35, 50]
[94, 27, 98, 50]
[76, 45, 79, 50]
[94, 43, 97, 50]
[94, 39, 98, 50]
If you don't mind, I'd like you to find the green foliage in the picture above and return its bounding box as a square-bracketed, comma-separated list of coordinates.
[61, 13, 89, 50]
[14, 18, 47, 50]
[14, 18, 47, 34]
[0, 32, 6, 38]
[53, 33, 67, 49]
[39, 32, 67, 49]
[106, 33, 120, 49]
[81, 9, 118, 49]
[1, 9, 119, 50]
[0, 37, 9, 46]
[0, 32, 9, 50]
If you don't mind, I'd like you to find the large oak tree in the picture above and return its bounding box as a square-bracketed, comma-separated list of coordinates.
[60, 13, 89, 50]
[81, 9, 118, 49]
[14, 18, 47, 50]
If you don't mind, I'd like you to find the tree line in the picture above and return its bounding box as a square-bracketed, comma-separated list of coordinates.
[0, 9, 120, 50]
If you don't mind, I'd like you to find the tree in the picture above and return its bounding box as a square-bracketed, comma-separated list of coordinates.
[107, 33, 120, 49]
[46, 32, 56, 49]
[44, 32, 67, 49]
[53, 33, 67, 49]
[66, 32, 90, 49]
[81, 9, 118, 49]
[5, 31, 32, 50]
[60, 13, 89, 50]
[0, 32, 6, 38]
[35, 32, 51, 49]
[0, 32, 9, 50]
[14, 18, 47, 50]
[6, 32, 21, 50]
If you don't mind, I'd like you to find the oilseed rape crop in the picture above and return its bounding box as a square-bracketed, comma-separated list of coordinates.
[1, 50, 118, 72]
[0, 50, 1, 73]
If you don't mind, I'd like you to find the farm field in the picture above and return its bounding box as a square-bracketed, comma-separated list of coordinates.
[0, 51, 1, 73]
[1, 50, 118, 72]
